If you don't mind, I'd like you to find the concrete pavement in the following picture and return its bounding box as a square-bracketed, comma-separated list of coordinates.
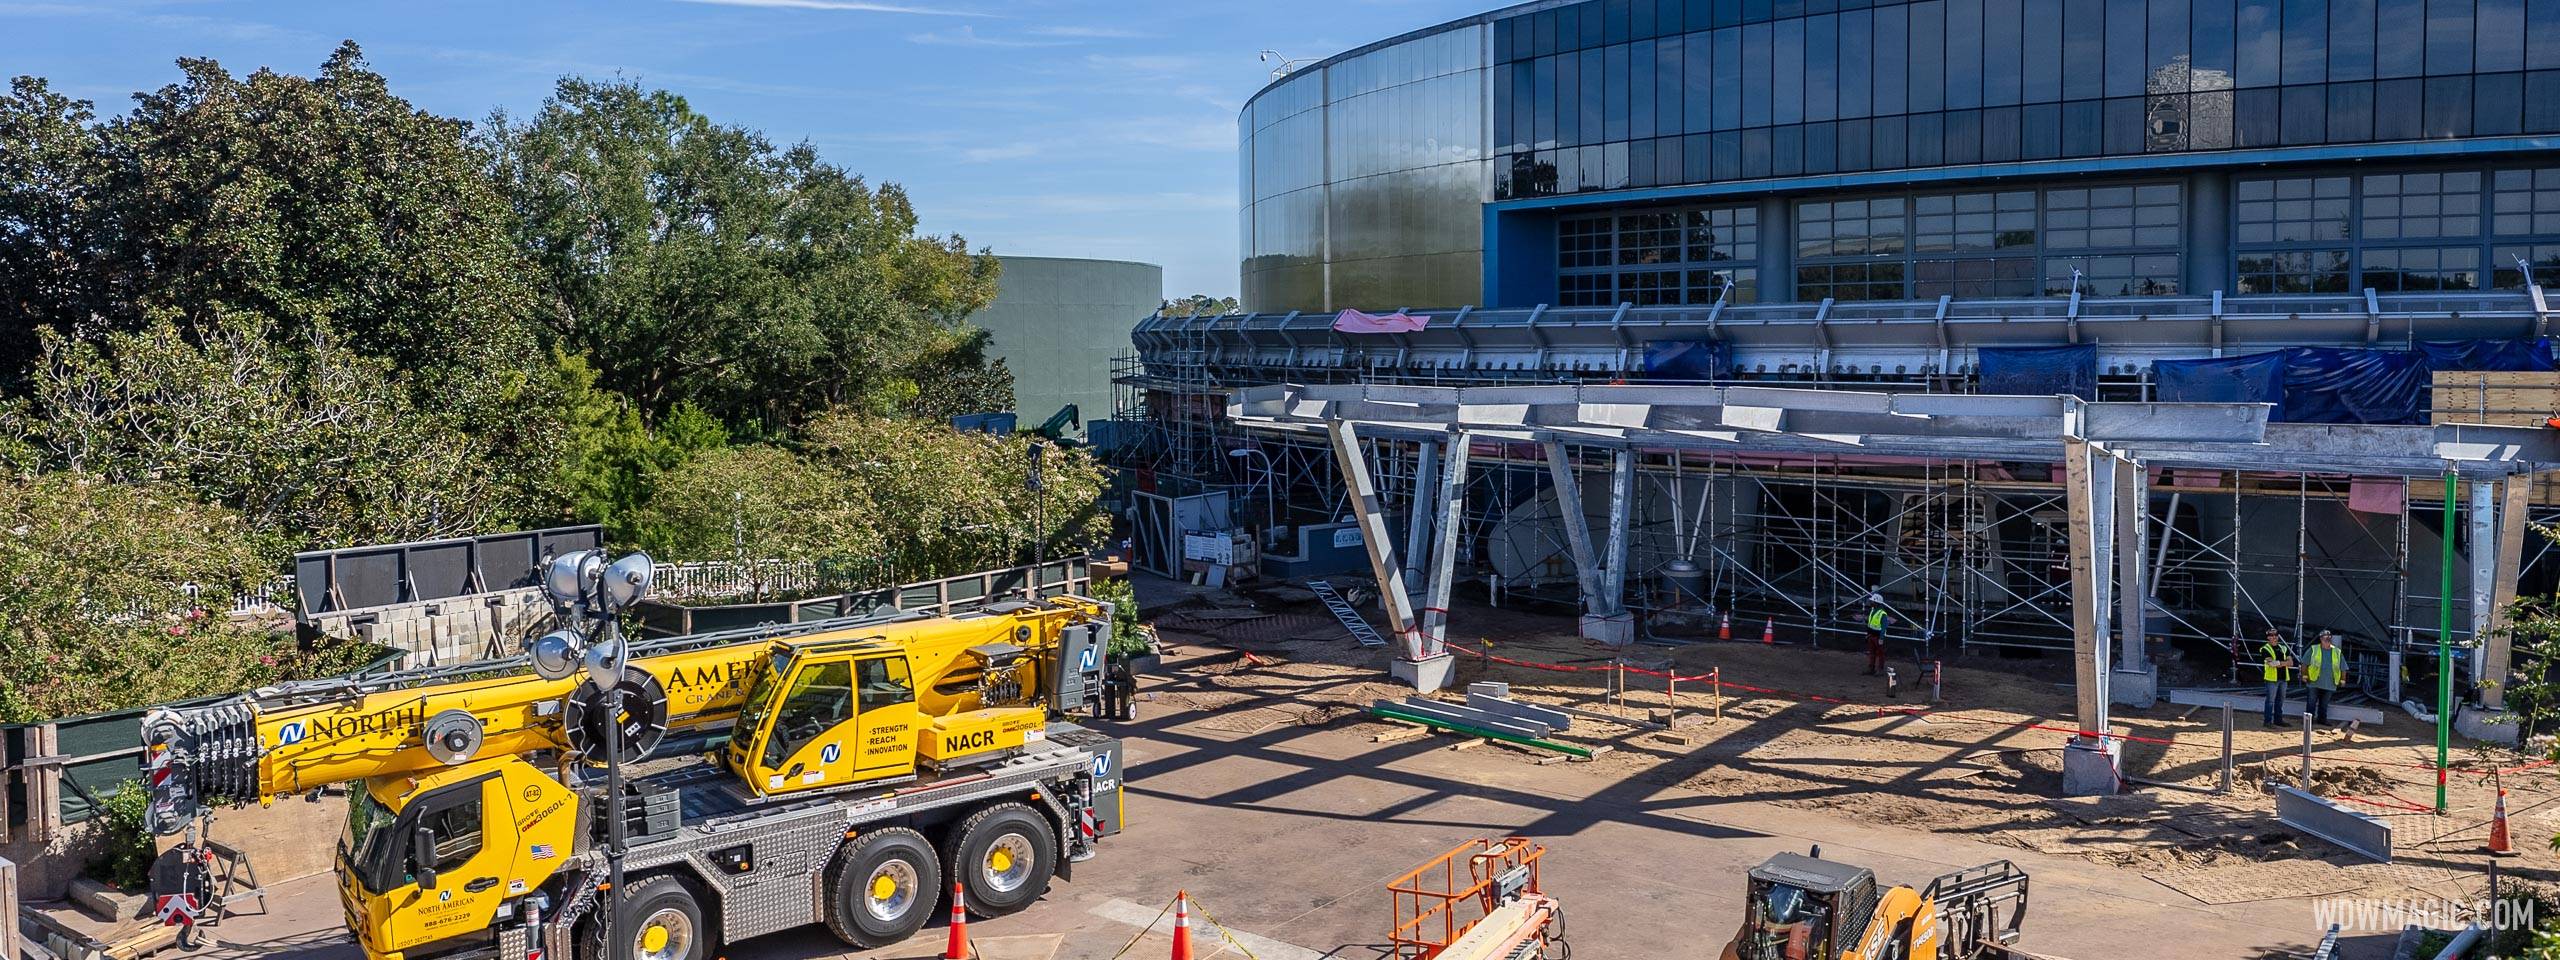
[192, 665, 2388, 960]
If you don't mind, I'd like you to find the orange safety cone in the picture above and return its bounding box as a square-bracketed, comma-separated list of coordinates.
[1761, 617, 1776, 645]
[945, 882, 971, 959]
[1718, 611, 1732, 641]
[1169, 891, 1195, 960]
[2490, 788, 2514, 855]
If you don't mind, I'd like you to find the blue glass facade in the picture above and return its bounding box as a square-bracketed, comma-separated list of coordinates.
[1237, 0, 2560, 312]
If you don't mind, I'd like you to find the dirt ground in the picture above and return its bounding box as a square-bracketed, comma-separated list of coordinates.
[1142, 575, 2560, 905]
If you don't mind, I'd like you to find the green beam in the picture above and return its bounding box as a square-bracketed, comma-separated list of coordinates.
[2440, 471, 2455, 815]
[1369, 705, 1597, 759]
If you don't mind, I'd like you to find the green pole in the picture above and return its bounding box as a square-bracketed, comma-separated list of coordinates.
[2439, 471, 2456, 815]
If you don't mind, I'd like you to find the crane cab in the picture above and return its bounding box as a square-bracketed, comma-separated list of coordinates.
[721, 635, 1053, 798]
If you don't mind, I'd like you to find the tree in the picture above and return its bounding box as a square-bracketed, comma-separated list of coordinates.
[1158, 294, 1239, 317]
[536, 351, 728, 538]
[1, 45, 544, 406]
[0, 474, 294, 722]
[24, 315, 512, 552]
[489, 78, 1003, 433]
[802, 413, 1109, 579]
[631, 444, 884, 597]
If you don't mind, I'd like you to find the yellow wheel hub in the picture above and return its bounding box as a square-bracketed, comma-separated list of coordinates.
[871, 874, 898, 901]
[988, 849, 1014, 874]
[641, 925, 670, 953]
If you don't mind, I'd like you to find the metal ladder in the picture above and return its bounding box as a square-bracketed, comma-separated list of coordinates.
[1307, 580, 1387, 648]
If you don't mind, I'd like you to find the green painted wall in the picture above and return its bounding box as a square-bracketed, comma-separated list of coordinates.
[971, 256, 1163, 430]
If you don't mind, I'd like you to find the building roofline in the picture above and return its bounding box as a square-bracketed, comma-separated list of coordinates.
[993, 254, 1164, 271]
[1241, 0, 1566, 116]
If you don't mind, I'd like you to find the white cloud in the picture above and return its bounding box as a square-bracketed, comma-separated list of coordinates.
[668, 0, 987, 15]
[1026, 25, 1153, 39]
[908, 25, 1074, 48]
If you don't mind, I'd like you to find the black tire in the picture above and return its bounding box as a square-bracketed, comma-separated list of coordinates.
[823, 827, 944, 948]
[608, 876, 706, 960]
[945, 803, 1057, 916]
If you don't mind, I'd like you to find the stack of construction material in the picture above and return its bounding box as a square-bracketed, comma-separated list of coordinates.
[1370, 683, 1600, 758]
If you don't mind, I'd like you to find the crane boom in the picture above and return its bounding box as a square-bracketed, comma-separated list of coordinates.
[142, 600, 1102, 821]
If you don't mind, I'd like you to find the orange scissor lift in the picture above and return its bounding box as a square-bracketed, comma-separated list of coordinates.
[1387, 838, 1567, 960]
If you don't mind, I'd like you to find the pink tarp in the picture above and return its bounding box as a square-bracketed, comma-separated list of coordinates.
[1333, 308, 1430, 333]
[2349, 478, 2406, 515]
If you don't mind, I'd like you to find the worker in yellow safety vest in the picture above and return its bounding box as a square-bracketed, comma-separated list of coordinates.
[2258, 629, 2295, 728]
[2302, 630, 2346, 726]
[1863, 594, 1890, 676]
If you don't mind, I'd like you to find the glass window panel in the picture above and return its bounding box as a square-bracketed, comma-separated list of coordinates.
[1775, 19, 1806, 124]
[1807, 16, 1840, 121]
[1841, 9, 1875, 117]
[1581, 48, 1608, 143]
[1744, 23, 1774, 127]
[1606, 43, 1632, 142]
[1985, 0, 2025, 105]
[1875, 4, 1911, 114]
[2378, 0, 2428, 76]
[2362, 245, 2483, 289]
[1983, 105, 2023, 159]
[1874, 114, 1908, 166]
[2190, 89, 2236, 146]
[1742, 127, 1771, 177]
[1839, 117, 1874, 168]
[2062, 99, 2106, 155]
[2426, 74, 2474, 135]
[2237, 0, 2283, 87]
[2283, 0, 2329, 84]
[2192, 0, 2238, 88]
[2329, 0, 2378, 80]
[2327, 81, 2376, 141]
[2237, 249, 2353, 291]
[1716, 29, 1743, 130]
[2533, 0, 2560, 69]
[2065, 0, 2107, 99]
[2105, 95, 2146, 152]
[1948, 0, 1985, 108]
[2026, 0, 2065, 101]
[1773, 124, 1805, 175]
[2233, 86, 2282, 145]
[2428, 0, 2476, 74]
[1910, 0, 1947, 112]
[2148, 0, 2190, 93]
[1685, 32, 1714, 132]
[1633, 41, 1660, 140]
[2108, 0, 2150, 97]
[2476, 71, 2524, 134]
[1660, 36, 1688, 133]
[2281, 84, 2328, 143]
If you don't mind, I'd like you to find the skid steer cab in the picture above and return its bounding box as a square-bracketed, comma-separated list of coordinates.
[1722, 850, 2030, 960]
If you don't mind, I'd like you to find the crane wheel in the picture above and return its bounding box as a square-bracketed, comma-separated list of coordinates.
[823, 827, 944, 947]
[947, 803, 1056, 915]
[609, 876, 706, 960]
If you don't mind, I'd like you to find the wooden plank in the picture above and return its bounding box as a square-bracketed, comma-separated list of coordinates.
[1, 857, 18, 960]
[29, 726, 58, 846]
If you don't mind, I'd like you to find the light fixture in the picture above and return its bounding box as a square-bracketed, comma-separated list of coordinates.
[601, 552, 655, 611]
[583, 633, 627, 687]
[528, 628, 583, 681]
[545, 548, 604, 608]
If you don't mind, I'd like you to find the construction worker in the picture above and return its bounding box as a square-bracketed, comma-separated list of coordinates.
[2258, 629, 2295, 728]
[1863, 594, 1890, 676]
[2303, 630, 2346, 726]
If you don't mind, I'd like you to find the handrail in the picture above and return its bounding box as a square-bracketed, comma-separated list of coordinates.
[1385, 836, 1546, 959]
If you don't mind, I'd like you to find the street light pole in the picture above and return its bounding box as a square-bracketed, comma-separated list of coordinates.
[2439, 470, 2456, 814]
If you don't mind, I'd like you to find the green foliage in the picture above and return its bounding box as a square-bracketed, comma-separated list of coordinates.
[802, 413, 1111, 578]
[540, 352, 728, 537]
[89, 780, 155, 890]
[1087, 577, 1149, 658]
[632, 444, 886, 597]
[488, 77, 1002, 433]
[0, 474, 308, 722]
[1157, 294, 1239, 318]
[23, 316, 512, 551]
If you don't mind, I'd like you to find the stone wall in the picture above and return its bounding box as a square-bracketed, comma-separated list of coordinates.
[308, 587, 553, 667]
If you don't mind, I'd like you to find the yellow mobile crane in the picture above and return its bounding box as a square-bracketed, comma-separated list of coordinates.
[142, 597, 1125, 960]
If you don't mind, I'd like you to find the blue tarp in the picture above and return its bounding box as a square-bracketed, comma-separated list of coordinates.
[2416, 338, 2558, 372]
[1642, 339, 1735, 380]
[2155, 353, 2288, 415]
[2278, 347, 2430, 425]
[1979, 343, 2097, 399]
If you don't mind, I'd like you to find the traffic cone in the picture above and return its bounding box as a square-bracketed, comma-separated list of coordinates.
[945, 882, 970, 959]
[1761, 617, 1776, 645]
[1170, 891, 1194, 960]
[1718, 611, 1732, 641]
[2490, 788, 2514, 855]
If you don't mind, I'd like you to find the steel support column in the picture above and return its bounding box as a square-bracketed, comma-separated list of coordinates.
[1326, 420, 1419, 654]
[1590, 448, 1638, 646]
[2062, 434, 2123, 795]
[2481, 475, 2532, 707]
[1403, 441, 1439, 593]
[1421, 433, 1471, 660]
[2470, 480, 2499, 690]
[2114, 457, 2157, 705]
[1543, 441, 1605, 615]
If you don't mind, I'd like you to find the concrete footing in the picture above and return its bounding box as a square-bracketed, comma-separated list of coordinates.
[1392, 654, 1458, 693]
[2061, 738, 2123, 796]
[1578, 613, 1633, 647]
[2110, 664, 2158, 707]
[2455, 707, 2521, 744]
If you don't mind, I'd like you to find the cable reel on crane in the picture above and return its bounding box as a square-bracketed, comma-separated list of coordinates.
[564, 672, 671, 765]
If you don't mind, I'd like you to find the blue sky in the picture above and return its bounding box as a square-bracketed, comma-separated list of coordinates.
[2, 0, 1492, 299]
